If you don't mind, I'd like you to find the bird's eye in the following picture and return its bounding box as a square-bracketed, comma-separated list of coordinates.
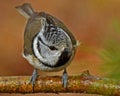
[49, 46, 57, 50]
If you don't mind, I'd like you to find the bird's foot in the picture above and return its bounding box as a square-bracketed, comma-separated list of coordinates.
[29, 69, 38, 90]
[62, 69, 68, 88]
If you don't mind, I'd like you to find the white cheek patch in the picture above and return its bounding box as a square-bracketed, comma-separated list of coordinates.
[33, 35, 61, 66]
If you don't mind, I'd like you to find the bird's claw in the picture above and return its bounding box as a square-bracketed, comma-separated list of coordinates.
[62, 69, 68, 88]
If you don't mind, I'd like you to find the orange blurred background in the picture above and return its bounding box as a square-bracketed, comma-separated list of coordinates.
[1, 0, 120, 75]
[0, 0, 120, 95]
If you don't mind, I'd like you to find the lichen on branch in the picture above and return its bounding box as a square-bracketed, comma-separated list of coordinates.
[0, 70, 120, 96]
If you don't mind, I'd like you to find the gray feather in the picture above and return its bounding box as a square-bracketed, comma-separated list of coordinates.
[15, 3, 35, 18]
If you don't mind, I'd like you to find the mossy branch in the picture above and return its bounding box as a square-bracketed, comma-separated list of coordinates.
[0, 70, 120, 96]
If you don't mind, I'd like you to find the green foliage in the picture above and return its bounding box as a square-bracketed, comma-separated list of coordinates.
[99, 17, 120, 80]
[100, 40, 120, 80]
[112, 17, 120, 34]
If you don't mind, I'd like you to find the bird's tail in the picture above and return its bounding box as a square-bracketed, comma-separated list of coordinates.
[15, 3, 35, 18]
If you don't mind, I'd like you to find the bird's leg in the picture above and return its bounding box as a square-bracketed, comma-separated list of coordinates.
[30, 69, 38, 87]
[62, 69, 68, 88]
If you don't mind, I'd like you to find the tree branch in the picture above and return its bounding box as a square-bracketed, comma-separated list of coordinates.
[0, 70, 120, 96]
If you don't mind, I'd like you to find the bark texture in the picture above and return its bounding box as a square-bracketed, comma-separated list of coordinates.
[0, 71, 120, 96]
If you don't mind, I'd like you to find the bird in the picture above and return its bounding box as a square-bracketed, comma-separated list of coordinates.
[15, 3, 78, 88]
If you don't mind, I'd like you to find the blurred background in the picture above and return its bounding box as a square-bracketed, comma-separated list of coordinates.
[0, 0, 120, 96]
